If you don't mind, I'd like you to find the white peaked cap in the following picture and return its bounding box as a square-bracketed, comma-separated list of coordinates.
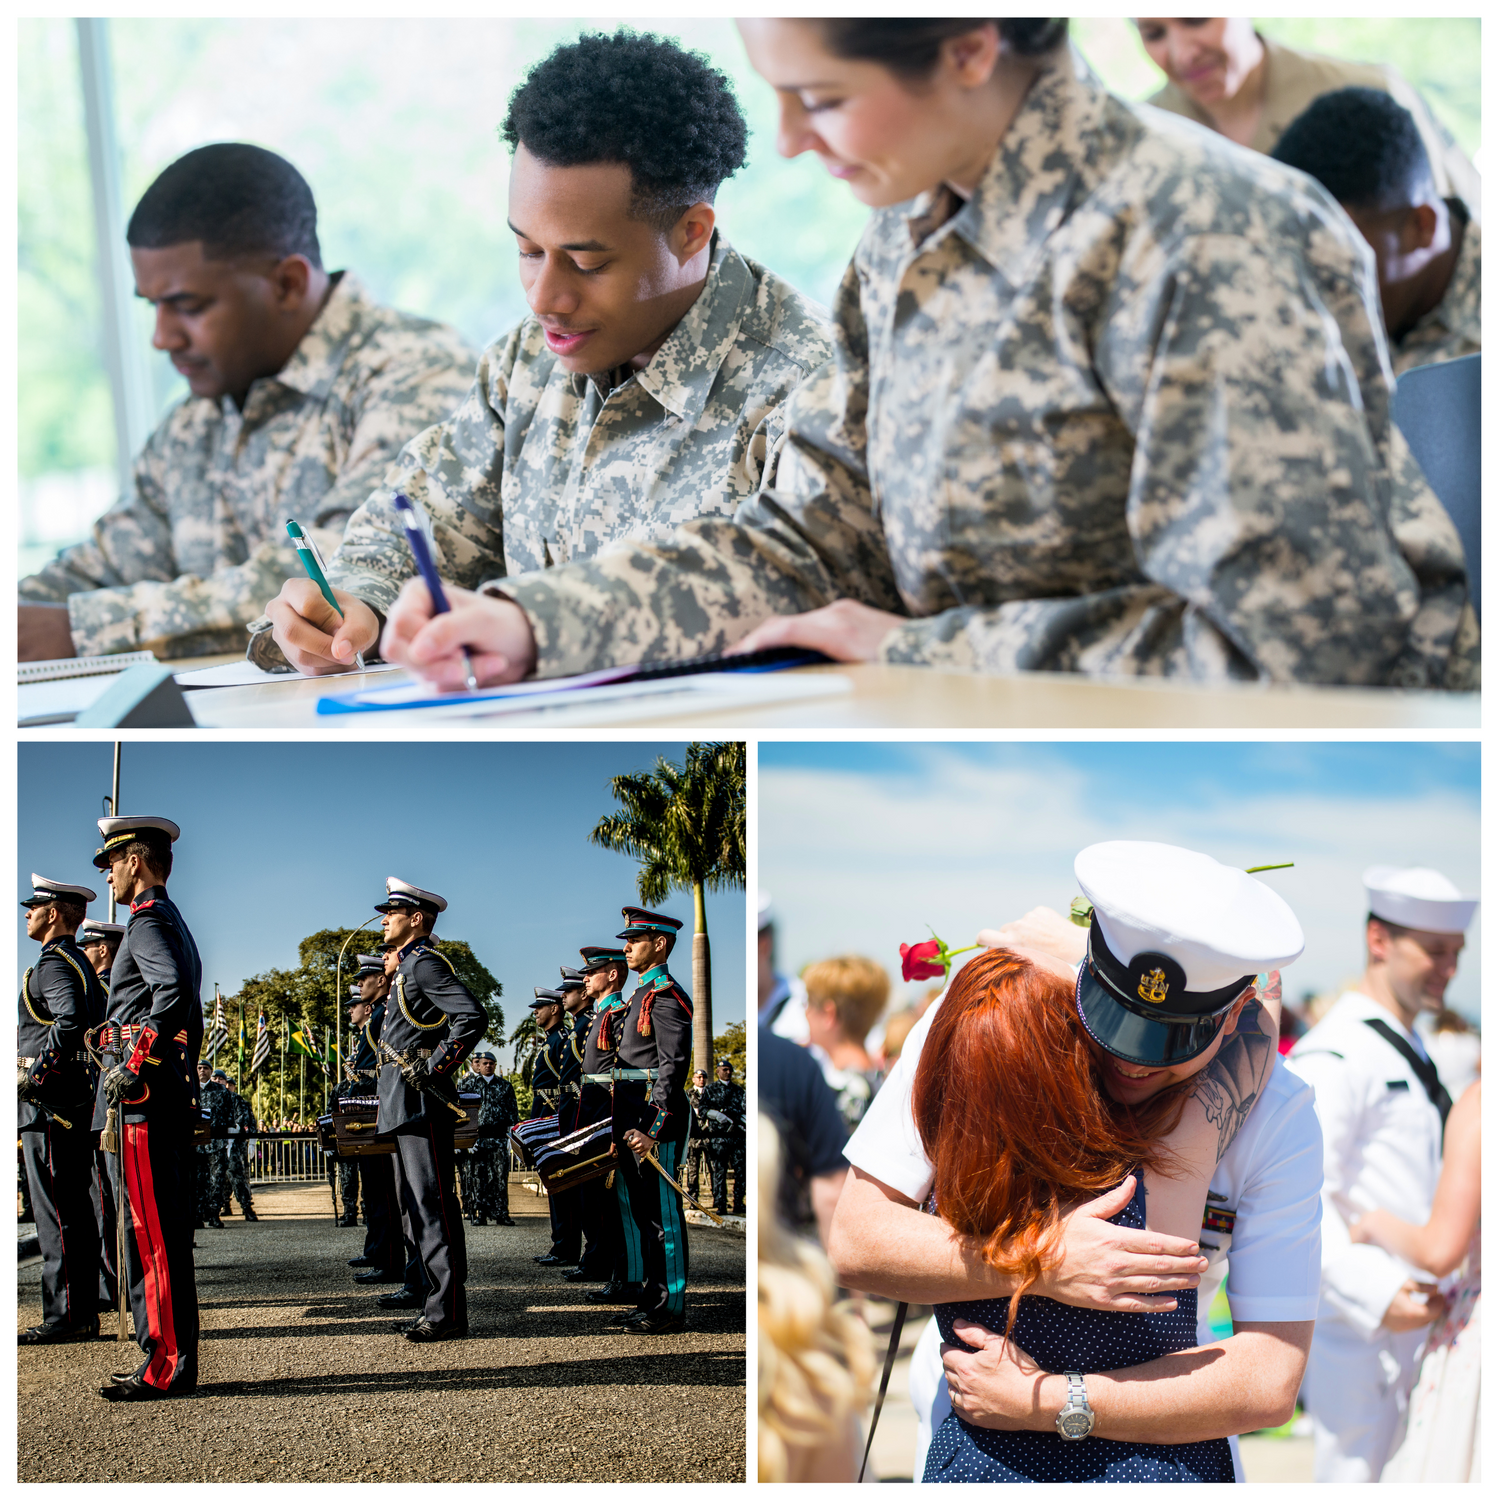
[1075, 841, 1305, 989]
[1364, 865, 1476, 935]
[757, 891, 773, 930]
[26, 873, 99, 904]
[382, 876, 447, 912]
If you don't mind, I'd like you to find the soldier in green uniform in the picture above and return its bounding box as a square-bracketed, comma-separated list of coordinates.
[700, 1058, 746, 1217]
[221, 1074, 258, 1221]
[78, 919, 124, 1316]
[383, 19, 1477, 695]
[262, 30, 834, 677]
[467, 1050, 518, 1227]
[193, 1060, 231, 1230]
[610, 907, 694, 1335]
[18, 143, 474, 662]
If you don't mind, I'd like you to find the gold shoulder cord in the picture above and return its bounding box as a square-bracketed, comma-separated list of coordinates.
[20, 967, 50, 1026]
[396, 973, 447, 1031]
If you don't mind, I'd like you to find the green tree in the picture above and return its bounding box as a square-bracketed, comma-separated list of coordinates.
[589, 741, 746, 1074]
[714, 1020, 747, 1083]
[509, 1012, 547, 1087]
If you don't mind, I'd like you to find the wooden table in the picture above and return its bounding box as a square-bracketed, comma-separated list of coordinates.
[170, 655, 1478, 730]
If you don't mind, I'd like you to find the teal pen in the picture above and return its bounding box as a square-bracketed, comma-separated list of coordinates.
[285, 519, 366, 671]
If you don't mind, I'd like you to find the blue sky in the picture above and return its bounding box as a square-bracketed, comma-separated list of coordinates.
[18, 742, 746, 1065]
[760, 743, 1480, 1022]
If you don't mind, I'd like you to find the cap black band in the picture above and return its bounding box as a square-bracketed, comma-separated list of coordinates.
[1086, 916, 1251, 1023]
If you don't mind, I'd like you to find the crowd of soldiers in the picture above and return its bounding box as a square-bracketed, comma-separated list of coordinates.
[19, 813, 719, 1400]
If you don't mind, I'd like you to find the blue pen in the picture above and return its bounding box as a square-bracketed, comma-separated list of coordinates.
[390, 493, 478, 693]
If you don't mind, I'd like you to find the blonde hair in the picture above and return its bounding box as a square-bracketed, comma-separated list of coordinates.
[757, 1115, 874, 1482]
[802, 955, 890, 1043]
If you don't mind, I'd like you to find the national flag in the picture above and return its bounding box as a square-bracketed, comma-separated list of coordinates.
[290, 1023, 330, 1077]
[238, 1012, 247, 1067]
[206, 990, 229, 1060]
[251, 1011, 272, 1075]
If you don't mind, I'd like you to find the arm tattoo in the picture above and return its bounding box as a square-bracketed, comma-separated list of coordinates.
[1192, 998, 1275, 1163]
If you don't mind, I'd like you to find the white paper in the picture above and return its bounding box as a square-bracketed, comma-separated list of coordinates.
[174, 658, 402, 688]
[19, 676, 117, 725]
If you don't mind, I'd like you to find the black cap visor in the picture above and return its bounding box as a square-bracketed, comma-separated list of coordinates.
[1075, 963, 1247, 1068]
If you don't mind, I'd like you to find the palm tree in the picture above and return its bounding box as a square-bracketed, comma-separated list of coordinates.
[590, 742, 746, 1073]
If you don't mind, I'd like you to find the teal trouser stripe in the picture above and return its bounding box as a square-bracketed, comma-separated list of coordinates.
[655, 1139, 687, 1316]
[615, 1159, 644, 1285]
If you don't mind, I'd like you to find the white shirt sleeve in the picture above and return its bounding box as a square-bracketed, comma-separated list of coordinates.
[1283, 1048, 1411, 1337]
[842, 993, 943, 1201]
[1217, 1062, 1324, 1325]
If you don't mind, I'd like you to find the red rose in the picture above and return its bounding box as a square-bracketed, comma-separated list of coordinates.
[900, 940, 946, 983]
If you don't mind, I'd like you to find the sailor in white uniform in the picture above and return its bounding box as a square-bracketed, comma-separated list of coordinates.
[1286, 864, 1476, 1483]
[835, 844, 1323, 1482]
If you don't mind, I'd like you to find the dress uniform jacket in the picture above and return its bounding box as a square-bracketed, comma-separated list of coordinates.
[1286, 991, 1444, 1480]
[20, 935, 104, 1127]
[616, 967, 693, 1146]
[498, 47, 1476, 691]
[530, 1028, 567, 1119]
[557, 1008, 591, 1134]
[325, 234, 834, 616]
[21, 274, 474, 660]
[350, 1000, 383, 1080]
[376, 940, 485, 1132]
[93, 886, 203, 1129]
[578, 991, 626, 1126]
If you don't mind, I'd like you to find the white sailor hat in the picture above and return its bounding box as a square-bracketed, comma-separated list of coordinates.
[354, 952, 385, 977]
[21, 873, 99, 908]
[374, 877, 447, 916]
[1364, 865, 1477, 935]
[531, 987, 565, 1009]
[347, 983, 364, 1002]
[757, 891, 773, 931]
[1073, 841, 1305, 1068]
[93, 816, 180, 870]
[78, 920, 126, 944]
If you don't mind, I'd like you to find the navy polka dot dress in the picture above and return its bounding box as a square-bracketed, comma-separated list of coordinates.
[924, 1175, 1234, 1483]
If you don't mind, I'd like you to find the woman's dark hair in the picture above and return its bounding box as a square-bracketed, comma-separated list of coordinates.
[819, 19, 1069, 78]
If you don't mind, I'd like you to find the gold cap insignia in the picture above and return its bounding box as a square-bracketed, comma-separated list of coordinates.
[1137, 967, 1169, 1005]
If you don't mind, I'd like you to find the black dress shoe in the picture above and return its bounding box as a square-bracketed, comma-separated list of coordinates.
[604, 1306, 647, 1325]
[390, 1316, 423, 1333]
[19, 1321, 98, 1345]
[348, 1255, 374, 1268]
[353, 1269, 404, 1284]
[403, 1317, 468, 1343]
[100, 1375, 173, 1402]
[377, 1290, 422, 1309]
[242, 1208, 258, 1222]
[533, 1253, 577, 1267]
[625, 1312, 686, 1335]
[587, 1279, 637, 1304]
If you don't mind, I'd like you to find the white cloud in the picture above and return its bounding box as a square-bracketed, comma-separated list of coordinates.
[760, 750, 1480, 1022]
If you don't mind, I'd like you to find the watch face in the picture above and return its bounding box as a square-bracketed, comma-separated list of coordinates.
[1059, 1410, 1093, 1440]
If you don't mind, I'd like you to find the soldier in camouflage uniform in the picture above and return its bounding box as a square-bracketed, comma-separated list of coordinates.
[468, 1050, 518, 1226]
[1270, 89, 1481, 377]
[385, 23, 1478, 695]
[193, 1061, 231, 1229]
[18, 143, 473, 663]
[699, 1059, 746, 1216]
[222, 1075, 258, 1221]
[263, 32, 833, 675]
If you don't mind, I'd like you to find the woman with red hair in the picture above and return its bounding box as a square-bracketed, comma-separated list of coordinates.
[914, 944, 1279, 1482]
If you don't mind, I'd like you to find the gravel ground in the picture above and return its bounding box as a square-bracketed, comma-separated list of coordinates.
[18, 1177, 745, 1483]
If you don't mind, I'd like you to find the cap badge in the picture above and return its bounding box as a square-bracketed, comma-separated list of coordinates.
[1137, 967, 1169, 1005]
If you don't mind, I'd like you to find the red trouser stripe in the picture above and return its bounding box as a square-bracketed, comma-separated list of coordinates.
[122, 1122, 179, 1388]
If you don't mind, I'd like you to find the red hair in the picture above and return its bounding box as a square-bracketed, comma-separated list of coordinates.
[911, 948, 1190, 1334]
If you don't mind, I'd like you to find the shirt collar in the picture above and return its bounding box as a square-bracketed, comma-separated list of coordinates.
[398, 935, 432, 961]
[904, 47, 1095, 292]
[129, 885, 168, 914]
[236, 270, 367, 406]
[573, 233, 752, 424]
[634, 963, 668, 988]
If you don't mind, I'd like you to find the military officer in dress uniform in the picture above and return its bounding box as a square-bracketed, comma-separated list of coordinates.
[611, 907, 694, 1335]
[1288, 865, 1477, 1482]
[530, 987, 581, 1267]
[345, 958, 406, 1284]
[576, 945, 632, 1300]
[92, 815, 203, 1401]
[558, 966, 607, 1281]
[374, 878, 485, 1342]
[19, 875, 107, 1343]
[78, 918, 125, 1316]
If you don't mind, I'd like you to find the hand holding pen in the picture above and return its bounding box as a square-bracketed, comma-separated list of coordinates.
[389, 493, 478, 692]
[285, 519, 368, 671]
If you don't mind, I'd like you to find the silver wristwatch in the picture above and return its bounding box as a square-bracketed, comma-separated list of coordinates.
[1055, 1371, 1094, 1440]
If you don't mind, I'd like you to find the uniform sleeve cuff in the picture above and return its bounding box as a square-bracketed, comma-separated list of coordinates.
[126, 1025, 159, 1073]
[647, 1111, 666, 1139]
[1223, 1292, 1322, 1325]
[67, 588, 142, 658]
[326, 563, 403, 618]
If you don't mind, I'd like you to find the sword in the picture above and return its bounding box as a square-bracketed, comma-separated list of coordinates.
[641, 1145, 724, 1227]
[377, 1039, 466, 1124]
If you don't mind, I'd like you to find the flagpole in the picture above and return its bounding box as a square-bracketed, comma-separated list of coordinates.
[299, 1054, 305, 1127]
[324, 1027, 331, 1114]
[237, 1001, 243, 1091]
[280, 1014, 287, 1127]
[104, 741, 122, 923]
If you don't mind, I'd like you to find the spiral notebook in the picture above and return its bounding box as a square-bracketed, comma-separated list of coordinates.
[19, 652, 160, 727]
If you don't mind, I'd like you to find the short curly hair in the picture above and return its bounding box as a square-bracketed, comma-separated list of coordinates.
[1271, 87, 1434, 212]
[500, 30, 748, 231]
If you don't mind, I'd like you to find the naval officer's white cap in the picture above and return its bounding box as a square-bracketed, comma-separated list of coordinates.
[22, 873, 99, 908]
[374, 877, 447, 915]
[1074, 841, 1305, 1067]
[1364, 865, 1476, 935]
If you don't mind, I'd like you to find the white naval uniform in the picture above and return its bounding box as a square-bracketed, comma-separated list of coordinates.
[1285, 990, 1445, 1482]
[844, 992, 1323, 1483]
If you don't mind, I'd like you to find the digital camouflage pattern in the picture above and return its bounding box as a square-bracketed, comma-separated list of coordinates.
[465, 1071, 518, 1223]
[497, 50, 1478, 690]
[323, 234, 834, 616]
[196, 1078, 232, 1223]
[224, 1088, 256, 1214]
[1392, 211, 1481, 376]
[1147, 32, 1482, 219]
[20, 274, 474, 659]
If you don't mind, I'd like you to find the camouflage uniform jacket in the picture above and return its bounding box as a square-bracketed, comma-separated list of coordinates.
[1393, 209, 1481, 376]
[497, 50, 1477, 690]
[227, 1090, 257, 1150]
[200, 1079, 234, 1140]
[324, 233, 834, 616]
[20, 273, 474, 659]
[474, 1073, 518, 1150]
